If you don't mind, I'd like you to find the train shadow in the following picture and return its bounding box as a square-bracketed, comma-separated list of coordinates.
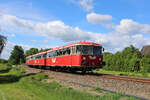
[29, 65, 110, 76]
[66, 71, 106, 76]
[0, 73, 36, 84]
[43, 67, 106, 76]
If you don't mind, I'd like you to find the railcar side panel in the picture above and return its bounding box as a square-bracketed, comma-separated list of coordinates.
[46, 56, 72, 66]
[71, 55, 82, 66]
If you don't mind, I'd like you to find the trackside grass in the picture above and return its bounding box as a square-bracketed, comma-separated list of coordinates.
[95, 69, 150, 78]
[0, 64, 11, 73]
[92, 87, 103, 93]
[0, 64, 139, 100]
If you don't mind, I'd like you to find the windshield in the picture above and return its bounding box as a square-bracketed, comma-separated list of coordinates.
[93, 46, 102, 55]
[76, 45, 102, 55]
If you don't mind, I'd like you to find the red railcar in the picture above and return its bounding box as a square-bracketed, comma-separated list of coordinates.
[26, 42, 104, 72]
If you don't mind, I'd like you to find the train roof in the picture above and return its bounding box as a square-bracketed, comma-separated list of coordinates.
[27, 42, 101, 57]
[47, 42, 101, 52]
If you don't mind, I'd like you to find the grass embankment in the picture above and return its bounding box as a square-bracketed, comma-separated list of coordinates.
[0, 64, 139, 100]
[95, 69, 150, 78]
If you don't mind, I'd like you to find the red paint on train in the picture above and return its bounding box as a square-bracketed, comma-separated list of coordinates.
[26, 42, 104, 72]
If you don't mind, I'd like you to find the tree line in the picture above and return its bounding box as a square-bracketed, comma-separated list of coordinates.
[103, 45, 150, 73]
[0, 45, 150, 73]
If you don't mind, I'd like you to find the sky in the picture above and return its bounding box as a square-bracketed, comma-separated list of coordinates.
[0, 0, 150, 59]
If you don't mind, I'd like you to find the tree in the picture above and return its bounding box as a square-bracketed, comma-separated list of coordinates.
[140, 57, 150, 73]
[0, 35, 7, 55]
[25, 48, 39, 57]
[38, 48, 51, 52]
[8, 45, 25, 65]
[103, 45, 142, 72]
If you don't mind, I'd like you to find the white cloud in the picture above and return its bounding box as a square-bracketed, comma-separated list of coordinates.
[0, 13, 150, 55]
[79, 0, 93, 11]
[114, 19, 150, 35]
[0, 14, 92, 42]
[86, 13, 113, 24]
[0, 25, 2, 30]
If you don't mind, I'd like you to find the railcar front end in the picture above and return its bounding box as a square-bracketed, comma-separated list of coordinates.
[71, 45, 103, 72]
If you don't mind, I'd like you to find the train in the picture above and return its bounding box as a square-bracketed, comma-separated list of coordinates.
[26, 42, 104, 73]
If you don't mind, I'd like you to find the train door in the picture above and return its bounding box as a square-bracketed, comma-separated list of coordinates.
[43, 53, 47, 66]
[71, 46, 81, 66]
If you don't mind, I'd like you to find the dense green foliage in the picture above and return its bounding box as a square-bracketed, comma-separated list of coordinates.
[39, 48, 51, 52]
[25, 48, 39, 57]
[25, 48, 51, 58]
[8, 45, 25, 65]
[0, 64, 138, 100]
[103, 45, 150, 73]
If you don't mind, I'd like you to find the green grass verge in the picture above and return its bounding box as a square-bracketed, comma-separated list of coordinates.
[95, 69, 150, 78]
[0, 64, 12, 73]
[0, 64, 139, 100]
[92, 87, 103, 93]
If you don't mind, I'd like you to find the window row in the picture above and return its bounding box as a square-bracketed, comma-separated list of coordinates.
[47, 48, 71, 58]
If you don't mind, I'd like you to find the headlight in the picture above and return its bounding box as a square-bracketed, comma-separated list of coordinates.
[83, 57, 86, 60]
[99, 58, 102, 61]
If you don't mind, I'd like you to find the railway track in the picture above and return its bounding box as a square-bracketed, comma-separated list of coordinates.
[27, 66, 150, 85]
[100, 75, 150, 85]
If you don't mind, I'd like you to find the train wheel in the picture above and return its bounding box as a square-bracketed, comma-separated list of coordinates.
[81, 70, 86, 74]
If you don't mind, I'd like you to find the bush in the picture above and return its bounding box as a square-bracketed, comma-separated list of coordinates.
[0, 59, 8, 64]
[20, 73, 48, 83]
[9, 65, 26, 76]
[0, 64, 12, 72]
[32, 73, 48, 81]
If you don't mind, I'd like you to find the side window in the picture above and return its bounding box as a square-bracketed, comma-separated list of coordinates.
[31, 56, 35, 60]
[72, 46, 76, 54]
[35, 55, 41, 59]
[76, 46, 81, 54]
[66, 48, 70, 55]
[39, 55, 42, 59]
[62, 49, 66, 55]
[48, 52, 51, 58]
[34, 56, 36, 60]
[57, 50, 64, 56]
[53, 51, 57, 57]
[47, 51, 57, 57]
[35, 56, 38, 59]
[43, 53, 47, 58]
